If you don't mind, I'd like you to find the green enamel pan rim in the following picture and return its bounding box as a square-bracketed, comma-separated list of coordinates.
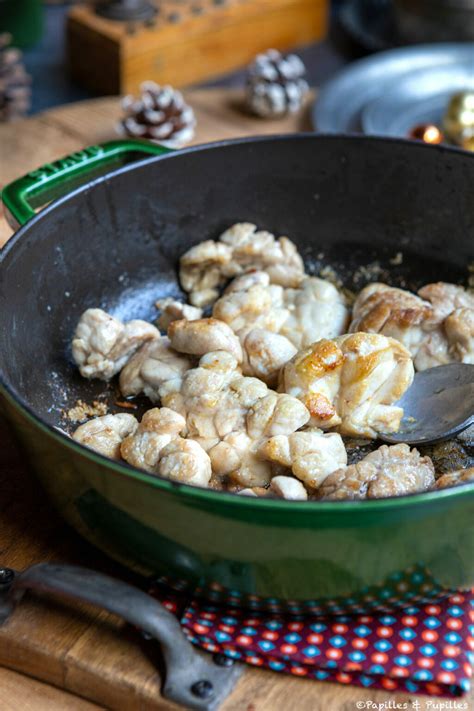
[1, 133, 474, 513]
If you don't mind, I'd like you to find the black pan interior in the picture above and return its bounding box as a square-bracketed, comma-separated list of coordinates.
[0, 135, 473, 430]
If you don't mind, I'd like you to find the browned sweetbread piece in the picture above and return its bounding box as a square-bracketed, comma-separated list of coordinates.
[269, 475, 308, 500]
[212, 270, 349, 384]
[72, 413, 138, 459]
[167, 315, 296, 388]
[237, 486, 273, 498]
[213, 271, 289, 336]
[213, 274, 298, 385]
[349, 282, 474, 370]
[155, 297, 203, 331]
[120, 407, 186, 471]
[442, 307, 474, 365]
[418, 282, 474, 320]
[349, 283, 433, 351]
[259, 428, 347, 490]
[435, 466, 474, 490]
[156, 348, 310, 488]
[72, 308, 159, 380]
[179, 222, 305, 307]
[318, 443, 435, 500]
[280, 277, 350, 349]
[239, 328, 298, 386]
[415, 282, 474, 369]
[281, 332, 414, 438]
[72, 407, 212, 487]
[120, 407, 212, 487]
[168, 317, 243, 362]
[214, 270, 349, 351]
[119, 336, 194, 402]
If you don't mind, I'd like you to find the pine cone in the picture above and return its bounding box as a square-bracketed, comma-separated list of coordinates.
[246, 49, 309, 118]
[0, 33, 31, 122]
[118, 81, 196, 148]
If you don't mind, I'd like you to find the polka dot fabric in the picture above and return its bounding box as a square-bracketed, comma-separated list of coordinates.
[151, 585, 474, 698]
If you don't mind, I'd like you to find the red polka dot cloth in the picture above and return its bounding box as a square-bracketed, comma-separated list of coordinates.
[151, 584, 474, 698]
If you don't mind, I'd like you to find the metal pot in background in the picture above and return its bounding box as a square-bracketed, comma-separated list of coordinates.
[394, 0, 474, 42]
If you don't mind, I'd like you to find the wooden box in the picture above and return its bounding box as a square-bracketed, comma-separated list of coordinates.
[67, 0, 328, 95]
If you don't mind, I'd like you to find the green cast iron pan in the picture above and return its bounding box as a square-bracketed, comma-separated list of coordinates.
[0, 136, 473, 614]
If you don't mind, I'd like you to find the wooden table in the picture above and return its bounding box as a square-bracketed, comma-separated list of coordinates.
[0, 89, 315, 248]
[0, 91, 471, 711]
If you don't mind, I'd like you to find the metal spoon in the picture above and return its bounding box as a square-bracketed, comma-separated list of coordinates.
[379, 363, 474, 446]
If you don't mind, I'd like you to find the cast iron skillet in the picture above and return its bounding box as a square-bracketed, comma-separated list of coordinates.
[0, 135, 473, 613]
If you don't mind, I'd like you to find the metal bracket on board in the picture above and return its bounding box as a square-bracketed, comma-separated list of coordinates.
[0, 563, 242, 711]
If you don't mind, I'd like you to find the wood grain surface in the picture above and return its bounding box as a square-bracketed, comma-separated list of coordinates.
[0, 90, 472, 711]
[0, 89, 315, 248]
[67, 0, 327, 93]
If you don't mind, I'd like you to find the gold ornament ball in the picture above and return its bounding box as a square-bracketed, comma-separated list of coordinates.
[443, 91, 474, 151]
[460, 135, 474, 152]
[408, 123, 444, 144]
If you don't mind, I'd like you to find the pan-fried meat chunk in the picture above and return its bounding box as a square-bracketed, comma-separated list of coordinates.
[121, 407, 211, 487]
[214, 272, 349, 349]
[120, 407, 186, 470]
[159, 350, 310, 486]
[246, 392, 310, 440]
[270, 475, 308, 500]
[350, 282, 474, 370]
[280, 277, 349, 349]
[159, 350, 244, 426]
[224, 270, 272, 293]
[212, 272, 349, 382]
[168, 318, 243, 362]
[179, 222, 305, 306]
[73, 413, 138, 459]
[214, 272, 289, 334]
[260, 429, 347, 489]
[237, 487, 270, 497]
[179, 240, 234, 307]
[155, 297, 203, 331]
[242, 328, 297, 386]
[162, 350, 263, 443]
[158, 438, 212, 487]
[281, 333, 414, 438]
[418, 282, 474, 320]
[318, 444, 435, 500]
[349, 283, 433, 355]
[444, 308, 474, 364]
[209, 431, 276, 488]
[435, 466, 474, 490]
[119, 336, 193, 402]
[413, 283, 474, 369]
[213, 274, 295, 383]
[72, 308, 159, 380]
[219, 222, 305, 288]
[413, 329, 453, 371]
[415, 306, 474, 370]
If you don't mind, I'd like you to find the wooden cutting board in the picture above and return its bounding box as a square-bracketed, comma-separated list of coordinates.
[0, 90, 470, 711]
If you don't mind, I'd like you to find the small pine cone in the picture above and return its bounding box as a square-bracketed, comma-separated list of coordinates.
[246, 48, 309, 118]
[0, 33, 31, 122]
[118, 81, 196, 148]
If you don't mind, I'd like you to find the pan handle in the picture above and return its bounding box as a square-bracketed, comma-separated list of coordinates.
[0, 563, 242, 711]
[1, 139, 171, 230]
